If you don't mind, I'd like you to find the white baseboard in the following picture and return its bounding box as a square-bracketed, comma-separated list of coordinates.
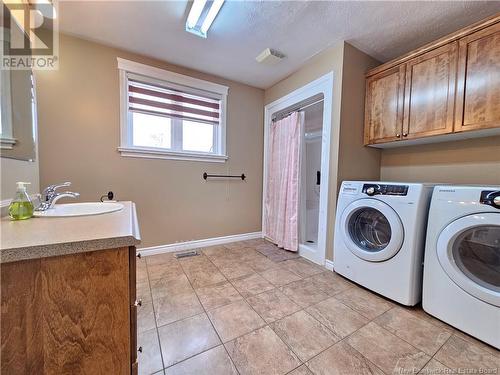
[324, 259, 334, 271]
[138, 231, 262, 257]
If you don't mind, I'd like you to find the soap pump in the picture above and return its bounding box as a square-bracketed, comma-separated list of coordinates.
[8, 182, 34, 220]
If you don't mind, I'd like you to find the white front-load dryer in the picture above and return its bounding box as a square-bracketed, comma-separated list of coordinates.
[334, 181, 434, 306]
[423, 186, 500, 349]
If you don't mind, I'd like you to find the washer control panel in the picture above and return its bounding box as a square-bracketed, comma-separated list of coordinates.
[362, 184, 409, 197]
[480, 190, 500, 209]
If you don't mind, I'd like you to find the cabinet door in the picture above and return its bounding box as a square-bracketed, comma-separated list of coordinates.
[364, 65, 406, 145]
[455, 22, 500, 132]
[129, 246, 138, 374]
[41, 248, 131, 374]
[402, 42, 458, 139]
[1, 248, 131, 375]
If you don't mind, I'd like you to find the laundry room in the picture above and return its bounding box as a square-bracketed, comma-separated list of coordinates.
[1, 2, 499, 375]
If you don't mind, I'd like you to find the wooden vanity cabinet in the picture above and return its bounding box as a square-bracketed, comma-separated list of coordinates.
[0, 246, 138, 375]
[129, 247, 139, 375]
[364, 14, 500, 146]
[454, 22, 500, 132]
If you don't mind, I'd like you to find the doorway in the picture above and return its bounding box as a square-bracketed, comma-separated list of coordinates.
[263, 72, 334, 266]
[300, 99, 324, 256]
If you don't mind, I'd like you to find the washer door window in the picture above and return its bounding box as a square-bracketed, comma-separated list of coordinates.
[340, 199, 404, 262]
[349, 208, 391, 251]
[437, 213, 500, 307]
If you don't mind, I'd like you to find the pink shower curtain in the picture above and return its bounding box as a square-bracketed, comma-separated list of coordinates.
[264, 111, 303, 252]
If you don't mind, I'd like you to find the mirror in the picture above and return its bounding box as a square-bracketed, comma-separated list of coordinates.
[0, 8, 39, 202]
[0, 9, 36, 161]
[0, 68, 37, 161]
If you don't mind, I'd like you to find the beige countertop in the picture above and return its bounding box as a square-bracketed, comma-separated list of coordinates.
[0, 201, 141, 263]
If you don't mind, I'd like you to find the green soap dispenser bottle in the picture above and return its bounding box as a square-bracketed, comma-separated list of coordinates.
[9, 182, 34, 220]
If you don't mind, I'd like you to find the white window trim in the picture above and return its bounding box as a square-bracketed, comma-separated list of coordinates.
[0, 28, 16, 150]
[117, 57, 228, 163]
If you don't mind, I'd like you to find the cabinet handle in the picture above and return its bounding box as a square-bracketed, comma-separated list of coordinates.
[135, 299, 142, 307]
[138, 346, 143, 353]
[403, 133, 408, 137]
[137, 253, 142, 259]
[396, 133, 401, 138]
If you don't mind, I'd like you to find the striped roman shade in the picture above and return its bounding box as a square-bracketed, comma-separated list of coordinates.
[128, 78, 221, 125]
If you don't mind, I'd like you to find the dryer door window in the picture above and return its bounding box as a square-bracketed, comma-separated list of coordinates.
[340, 199, 404, 262]
[452, 226, 500, 293]
[437, 213, 500, 307]
[348, 208, 391, 252]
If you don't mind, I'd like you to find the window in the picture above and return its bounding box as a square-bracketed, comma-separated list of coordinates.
[117, 58, 228, 162]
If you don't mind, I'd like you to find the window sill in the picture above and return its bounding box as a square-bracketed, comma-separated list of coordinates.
[117, 146, 228, 163]
[0, 137, 16, 150]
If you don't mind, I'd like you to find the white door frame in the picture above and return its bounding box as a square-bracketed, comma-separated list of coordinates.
[262, 72, 334, 266]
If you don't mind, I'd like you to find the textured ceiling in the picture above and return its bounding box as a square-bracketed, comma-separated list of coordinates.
[58, 1, 500, 89]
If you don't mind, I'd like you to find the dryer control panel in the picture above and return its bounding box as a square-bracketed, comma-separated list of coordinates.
[362, 184, 409, 197]
[480, 190, 500, 209]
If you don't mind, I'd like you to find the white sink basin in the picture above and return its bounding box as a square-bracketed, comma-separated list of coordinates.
[33, 202, 124, 218]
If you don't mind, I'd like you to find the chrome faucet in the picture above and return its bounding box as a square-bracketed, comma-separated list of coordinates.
[42, 181, 72, 199]
[35, 182, 80, 211]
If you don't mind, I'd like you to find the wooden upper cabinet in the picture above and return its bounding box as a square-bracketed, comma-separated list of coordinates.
[364, 15, 500, 147]
[402, 42, 458, 139]
[364, 65, 406, 145]
[454, 22, 500, 132]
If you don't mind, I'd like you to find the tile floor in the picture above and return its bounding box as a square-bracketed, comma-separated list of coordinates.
[136, 239, 499, 375]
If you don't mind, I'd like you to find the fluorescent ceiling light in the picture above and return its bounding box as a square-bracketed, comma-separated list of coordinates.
[200, 0, 224, 35]
[185, 0, 224, 38]
[186, 0, 207, 29]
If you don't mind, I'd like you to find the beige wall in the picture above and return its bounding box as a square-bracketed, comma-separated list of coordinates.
[380, 136, 500, 185]
[265, 42, 381, 261]
[35, 34, 264, 248]
[337, 44, 381, 186]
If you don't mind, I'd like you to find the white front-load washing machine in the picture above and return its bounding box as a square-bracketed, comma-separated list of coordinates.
[334, 181, 434, 306]
[423, 186, 500, 349]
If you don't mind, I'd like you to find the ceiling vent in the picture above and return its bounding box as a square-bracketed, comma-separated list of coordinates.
[256, 48, 285, 65]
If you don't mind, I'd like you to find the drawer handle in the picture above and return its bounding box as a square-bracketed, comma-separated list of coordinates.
[135, 299, 142, 307]
[137, 252, 142, 259]
[138, 346, 143, 353]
